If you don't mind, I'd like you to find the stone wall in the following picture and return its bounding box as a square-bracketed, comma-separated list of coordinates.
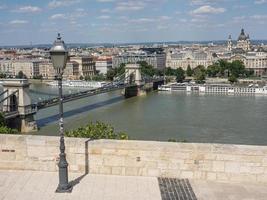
[1, 134, 267, 184]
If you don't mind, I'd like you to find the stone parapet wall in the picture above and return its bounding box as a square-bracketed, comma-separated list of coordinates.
[1, 134, 267, 184]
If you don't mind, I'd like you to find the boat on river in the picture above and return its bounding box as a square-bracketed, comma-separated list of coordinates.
[46, 80, 107, 88]
[159, 83, 267, 95]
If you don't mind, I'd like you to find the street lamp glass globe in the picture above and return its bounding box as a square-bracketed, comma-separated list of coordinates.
[50, 33, 68, 73]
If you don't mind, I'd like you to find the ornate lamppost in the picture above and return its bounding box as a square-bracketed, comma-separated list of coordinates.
[50, 33, 72, 193]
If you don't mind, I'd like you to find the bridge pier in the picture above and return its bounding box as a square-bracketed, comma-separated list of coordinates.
[123, 64, 164, 98]
[1, 79, 37, 133]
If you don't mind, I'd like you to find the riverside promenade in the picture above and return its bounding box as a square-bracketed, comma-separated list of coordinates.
[1, 170, 267, 200]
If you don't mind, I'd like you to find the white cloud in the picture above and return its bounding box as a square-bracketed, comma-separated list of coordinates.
[190, 0, 224, 5]
[97, 15, 111, 19]
[250, 14, 267, 20]
[255, 0, 267, 4]
[101, 8, 111, 13]
[129, 18, 155, 23]
[191, 5, 226, 15]
[9, 20, 28, 25]
[115, 1, 145, 11]
[48, 0, 81, 8]
[0, 5, 7, 10]
[97, 0, 115, 2]
[14, 6, 42, 13]
[50, 14, 66, 20]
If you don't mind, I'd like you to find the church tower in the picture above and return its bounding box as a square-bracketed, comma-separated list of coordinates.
[227, 35, 232, 52]
[237, 28, 251, 51]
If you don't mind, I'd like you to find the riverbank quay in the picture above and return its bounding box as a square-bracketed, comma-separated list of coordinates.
[1, 170, 267, 200]
[1, 134, 267, 184]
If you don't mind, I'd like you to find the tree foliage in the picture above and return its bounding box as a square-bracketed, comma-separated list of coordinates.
[65, 121, 129, 140]
[0, 73, 6, 78]
[0, 112, 18, 134]
[16, 71, 27, 79]
[175, 67, 185, 83]
[193, 65, 206, 83]
[186, 65, 193, 77]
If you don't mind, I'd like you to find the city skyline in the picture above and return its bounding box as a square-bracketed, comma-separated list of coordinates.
[0, 0, 267, 45]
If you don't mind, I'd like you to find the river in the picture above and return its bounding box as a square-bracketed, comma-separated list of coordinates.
[28, 82, 267, 146]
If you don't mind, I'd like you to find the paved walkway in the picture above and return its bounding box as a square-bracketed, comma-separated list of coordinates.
[1, 170, 267, 200]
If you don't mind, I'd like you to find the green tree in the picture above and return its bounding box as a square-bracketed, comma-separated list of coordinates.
[217, 59, 229, 77]
[79, 75, 84, 80]
[138, 61, 155, 76]
[92, 74, 105, 81]
[175, 68, 185, 83]
[186, 65, 193, 77]
[207, 64, 220, 77]
[193, 65, 206, 84]
[84, 75, 91, 81]
[17, 71, 27, 79]
[106, 69, 116, 81]
[228, 75, 238, 83]
[65, 121, 128, 140]
[0, 112, 18, 134]
[0, 113, 6, 127]
[228, 60, 246, 78]
[0, 73, 6, 78]
[165, 67, 176, 76]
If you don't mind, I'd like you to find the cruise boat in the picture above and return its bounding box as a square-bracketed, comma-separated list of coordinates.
[46, 80, 107, 88]
[159, 83, 267, 95]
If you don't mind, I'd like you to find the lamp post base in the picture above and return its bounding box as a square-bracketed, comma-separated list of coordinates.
[55, 184, 73, 193]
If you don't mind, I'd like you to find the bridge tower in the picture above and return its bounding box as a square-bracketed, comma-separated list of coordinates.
[123, 64, 146, 98]
[1, 79, 37, 133]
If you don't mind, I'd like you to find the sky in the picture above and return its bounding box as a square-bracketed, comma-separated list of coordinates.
[0, 0, 266, 45]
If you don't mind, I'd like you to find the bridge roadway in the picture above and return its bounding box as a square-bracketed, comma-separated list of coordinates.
[36, 78, 164, 110]
[36, 83, 136, 110]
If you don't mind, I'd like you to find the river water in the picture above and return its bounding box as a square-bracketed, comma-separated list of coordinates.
[28, 82, 267, 145]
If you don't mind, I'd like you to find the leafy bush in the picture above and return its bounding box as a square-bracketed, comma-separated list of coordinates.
[0, 112, 18, 134]
[168, 138, 188, 143]
[0, 126, 18, 134]
[65, 121, 129, 140]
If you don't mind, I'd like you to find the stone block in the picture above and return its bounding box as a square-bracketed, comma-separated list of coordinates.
[212, 161, 225, 172]
[216, 172, 229, 181]
[89, 155, 104, 166]
[111, 166, 123, 175]
[193, 171, 206, 180]
[125, 167, 139, 176]
[225, 162, 240, 173]
[180, 171, 194, 179]
[27, 146, 47, 157]
[147, 168, 160, 177]
[99, 166, 112, 175]
[26, 137, 46, 146]
[103, 155, 125, 167]
[216, 154, 237, 161]
[207, 172, 217, 181]
[160, 169, 180, 177]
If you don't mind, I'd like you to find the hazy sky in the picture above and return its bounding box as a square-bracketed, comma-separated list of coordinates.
[0, 0, 266, 45]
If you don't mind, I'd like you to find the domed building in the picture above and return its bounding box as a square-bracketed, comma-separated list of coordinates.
[236, 28, 251, 51]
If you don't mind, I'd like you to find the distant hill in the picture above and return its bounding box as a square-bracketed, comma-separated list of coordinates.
[1, 40, 267, 49]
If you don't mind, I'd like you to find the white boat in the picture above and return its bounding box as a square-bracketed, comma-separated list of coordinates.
[46, 80, 107, 88]
[158, 85, 171, 91]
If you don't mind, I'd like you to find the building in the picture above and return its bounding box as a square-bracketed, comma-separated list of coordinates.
[166, 51, 215, 70]
[223, 28, 267, 76]
[12, 60, 42, 78]
[69, 56, 96, 77]
[95, 57, 112, 75]
[39, 61, 80, 80]
[113, 48, 166, 70]
[0, 60, 15, 76]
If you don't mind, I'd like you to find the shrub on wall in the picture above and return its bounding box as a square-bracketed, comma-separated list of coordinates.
[65, 121, 129, 140]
